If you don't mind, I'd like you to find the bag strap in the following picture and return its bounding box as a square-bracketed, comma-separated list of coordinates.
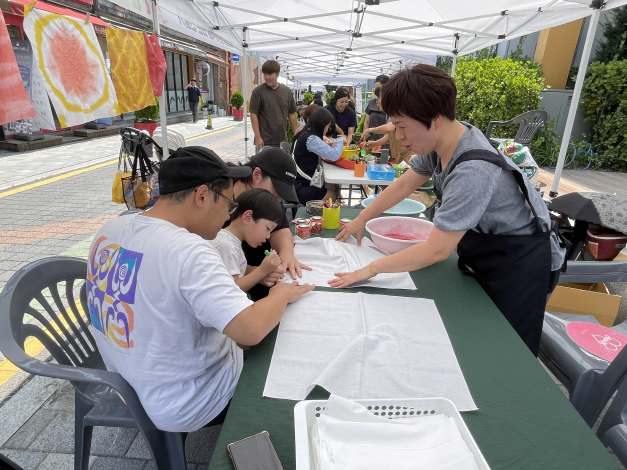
[130, 135, 157, 182]
[292, 136, 314, 181]
[448, 149, 542, 231]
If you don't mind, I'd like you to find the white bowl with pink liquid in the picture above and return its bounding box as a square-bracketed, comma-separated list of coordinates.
[365, 216, 434, 254]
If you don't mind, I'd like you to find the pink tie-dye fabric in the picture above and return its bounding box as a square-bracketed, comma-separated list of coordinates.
[0, 10, 36, 125]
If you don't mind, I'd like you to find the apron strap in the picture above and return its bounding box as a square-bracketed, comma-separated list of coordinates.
[447, 149, 542, 232]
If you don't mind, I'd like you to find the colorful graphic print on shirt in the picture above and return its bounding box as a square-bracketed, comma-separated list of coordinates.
[87, 236, 143, 350]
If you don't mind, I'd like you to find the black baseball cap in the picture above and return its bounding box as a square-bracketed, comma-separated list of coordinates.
[251, 148, 298, 203]
[159, 146, 251, 194]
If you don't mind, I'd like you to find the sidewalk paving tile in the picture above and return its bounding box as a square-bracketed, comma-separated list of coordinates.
[28, 411, 75, 454]
[0, 449, 47, 470]
[3, 409, 58, 450]
[89, 427, 139, 458]
[0, 375, 61, 447]
[37, 453, 96, 470]
[89, 456, 149, 470]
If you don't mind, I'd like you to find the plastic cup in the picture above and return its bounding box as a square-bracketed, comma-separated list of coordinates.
[354, 162, 365, 177]
[322, 206, 340, 229]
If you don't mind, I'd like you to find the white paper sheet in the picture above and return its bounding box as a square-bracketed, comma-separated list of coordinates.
[313, 395, 479, 470]
[286, 237, 416, 290]
[263, 291, 477, 411]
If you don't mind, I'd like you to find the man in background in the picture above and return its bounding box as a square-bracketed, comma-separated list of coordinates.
[185, 78, 202, 123]
[363, 74, 389, 141]
[250, 60, 298, 150]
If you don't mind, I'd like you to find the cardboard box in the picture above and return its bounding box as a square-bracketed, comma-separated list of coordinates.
[546, 283, 622, 327]
[614, 248, 627, 261]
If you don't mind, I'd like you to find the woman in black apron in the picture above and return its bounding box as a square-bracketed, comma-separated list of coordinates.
[332, 65, 565, 356]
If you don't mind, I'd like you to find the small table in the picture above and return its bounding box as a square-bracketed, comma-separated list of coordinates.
[322, 162, 395, 205]
[208, 208, 620, 470]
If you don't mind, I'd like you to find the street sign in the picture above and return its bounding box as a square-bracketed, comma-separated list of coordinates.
[232, 53, 240, 65]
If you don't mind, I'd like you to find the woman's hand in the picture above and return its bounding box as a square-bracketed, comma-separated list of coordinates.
[328, 266, 375, 289]
[281, 252, 312, 280]
[335, 216, 367, 245]
[360, 129, 371, 142]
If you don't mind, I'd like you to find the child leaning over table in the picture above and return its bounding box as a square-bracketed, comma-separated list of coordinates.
[211, 188, 285, 293]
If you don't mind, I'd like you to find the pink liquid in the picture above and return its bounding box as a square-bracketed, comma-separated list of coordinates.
[382, 232, 426, 241]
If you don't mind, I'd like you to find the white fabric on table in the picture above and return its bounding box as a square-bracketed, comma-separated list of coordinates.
[313, 395, 479, 470]
[285, 236, 416, 290]
[263, 291, 476, 411]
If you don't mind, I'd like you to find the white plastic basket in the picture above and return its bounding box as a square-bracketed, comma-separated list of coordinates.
[294, 397, 490, 470]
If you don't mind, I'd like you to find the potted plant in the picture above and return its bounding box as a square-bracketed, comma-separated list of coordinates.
[230, 91, 244, 121]
[302, 92, 314, 105]
[134, 97, 160, 136]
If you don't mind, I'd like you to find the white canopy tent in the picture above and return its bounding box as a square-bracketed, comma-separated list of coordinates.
[124, 0, 627, 189]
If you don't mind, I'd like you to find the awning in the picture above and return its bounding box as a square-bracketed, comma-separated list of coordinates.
[9, 0, 109, 26]
[205, 53, 229, 67]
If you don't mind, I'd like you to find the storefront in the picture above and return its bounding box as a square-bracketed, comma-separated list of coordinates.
[164, 50, 191, 113]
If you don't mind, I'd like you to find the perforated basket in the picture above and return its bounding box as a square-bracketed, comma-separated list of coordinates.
[294, 397, 490, 470]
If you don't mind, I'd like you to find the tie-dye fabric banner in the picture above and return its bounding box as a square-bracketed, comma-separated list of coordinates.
[107, 27, 155, 113]
[23, 7, 119, 128]
[144, 32, 167, 97]
[0, 10, 36, 125]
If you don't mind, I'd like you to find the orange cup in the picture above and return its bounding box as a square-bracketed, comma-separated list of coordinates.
[354, 162, 365, 177]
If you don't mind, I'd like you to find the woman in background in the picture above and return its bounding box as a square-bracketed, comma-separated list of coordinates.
[292, 108, 345, 204]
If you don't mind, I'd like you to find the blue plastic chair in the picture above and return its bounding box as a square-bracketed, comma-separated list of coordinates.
[0, 257, 186, 470]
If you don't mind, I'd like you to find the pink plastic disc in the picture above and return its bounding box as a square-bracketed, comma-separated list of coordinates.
[566, 322, 627, 362]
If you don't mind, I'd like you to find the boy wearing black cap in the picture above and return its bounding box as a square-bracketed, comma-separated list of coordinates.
[229, 147, 313, 299]
[86, 146, 313, 432]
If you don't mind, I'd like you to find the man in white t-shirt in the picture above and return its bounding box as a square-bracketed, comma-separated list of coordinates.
[86, 146, 314, 432]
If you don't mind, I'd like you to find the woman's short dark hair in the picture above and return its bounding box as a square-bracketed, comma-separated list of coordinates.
[329, 87, 350, 107]
[230, 188, 284, 224]
[381, 65, 456, 129]
[374, 86, 381, 98]
[261, 60, 281, 74]
[312, 98, 324, 106]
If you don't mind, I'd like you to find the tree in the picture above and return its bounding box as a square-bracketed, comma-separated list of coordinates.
[596, 6, 627, 63]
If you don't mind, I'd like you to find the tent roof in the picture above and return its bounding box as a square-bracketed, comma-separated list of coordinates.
[196, 0, 627, 57]
[269, 51, 436, 80]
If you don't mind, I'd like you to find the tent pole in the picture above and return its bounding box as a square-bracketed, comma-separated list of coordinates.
[152, 0, 168, 158]
[242, 30, 249, 159]
[450, 33, 460, 78]
[258, 56, 262, 86]
[550, 5, 602, 197]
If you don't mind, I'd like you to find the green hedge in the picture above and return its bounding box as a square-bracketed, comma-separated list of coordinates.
[455, 57, 544, 136]
[581, 60, 627, 171]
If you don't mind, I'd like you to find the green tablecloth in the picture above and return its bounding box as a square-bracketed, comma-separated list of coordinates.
[208, 208, 620, 470]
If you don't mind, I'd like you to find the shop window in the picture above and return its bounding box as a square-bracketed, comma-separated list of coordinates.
[7, 25, 21, 41]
